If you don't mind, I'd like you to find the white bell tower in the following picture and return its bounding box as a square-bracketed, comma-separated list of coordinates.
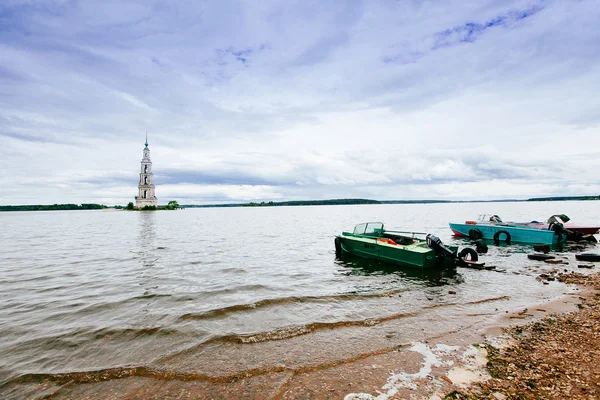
[135, 133, 158, 208]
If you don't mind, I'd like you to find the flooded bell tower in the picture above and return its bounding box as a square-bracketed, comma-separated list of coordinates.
[135, 133, 158, 208]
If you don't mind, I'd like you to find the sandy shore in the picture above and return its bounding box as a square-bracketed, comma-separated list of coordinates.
[448, 270, 600, 400]
[1, 269, 599, 399]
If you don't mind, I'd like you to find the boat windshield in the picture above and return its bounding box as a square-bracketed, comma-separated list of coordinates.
[353, 222, 384, 235]
[478, 214, 503, 223]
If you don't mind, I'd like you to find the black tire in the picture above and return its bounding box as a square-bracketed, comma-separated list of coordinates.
[334, 237, 342, 257]
[575, 253, 600, 262]
[458, 248, 478, 262]
[468, 228, 483, 240]
[493, 230, 511, 245]
[473, 239, 488, 254]
[528, 253, 555, 261]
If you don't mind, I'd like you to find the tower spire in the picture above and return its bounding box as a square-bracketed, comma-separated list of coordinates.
[136, 132, 158, 209]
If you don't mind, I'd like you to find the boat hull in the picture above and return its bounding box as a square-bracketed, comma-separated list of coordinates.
[449, 223, 562, 245]
[521, 223, 600, 235]
[336, 233, 456, 269]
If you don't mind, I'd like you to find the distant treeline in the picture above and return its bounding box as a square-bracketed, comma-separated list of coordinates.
[184, 199, 517, 208]
[243, 199, 380, 207]
[527, 195, 600, 202]
[0, 204, 108, 212]
[3, 195, 597, 212]
[380, 200, 452, 204]
[184, 199, 381, 208]
[184, 195, 600, 208]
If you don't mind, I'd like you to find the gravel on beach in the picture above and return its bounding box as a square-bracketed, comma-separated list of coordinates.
[449, 271, 600, 400]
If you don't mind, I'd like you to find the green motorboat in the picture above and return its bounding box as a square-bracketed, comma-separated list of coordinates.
[335, 222, 477, 269]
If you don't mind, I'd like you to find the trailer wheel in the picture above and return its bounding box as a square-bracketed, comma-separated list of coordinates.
[458, 248, 478, 262]
[468, 228, 483, 240]
[493, 230, 511, 245]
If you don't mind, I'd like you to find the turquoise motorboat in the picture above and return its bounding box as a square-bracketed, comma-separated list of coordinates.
[449, 214, 567, 245]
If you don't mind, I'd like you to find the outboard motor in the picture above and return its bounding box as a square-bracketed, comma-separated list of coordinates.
[548, 222, 565, 242]
[549, 221, 579, 242]
[548, 221, 563, 232]
[426, 234, 455, 257]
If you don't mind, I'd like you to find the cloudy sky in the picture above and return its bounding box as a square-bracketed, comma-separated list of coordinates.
[1, 0, 599, 205]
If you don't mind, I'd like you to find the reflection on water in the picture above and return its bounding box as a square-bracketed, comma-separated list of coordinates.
[450, 235, 570, 253]
[138, 211, 156, 246]
[335, 252, 464, 287]
[137, 211, 156, 268]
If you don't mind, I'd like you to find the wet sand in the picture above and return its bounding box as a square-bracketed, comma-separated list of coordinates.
[2, 269, 596, 400]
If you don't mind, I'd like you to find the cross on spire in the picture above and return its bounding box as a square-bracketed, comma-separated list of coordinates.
[145, 131, 148, 148]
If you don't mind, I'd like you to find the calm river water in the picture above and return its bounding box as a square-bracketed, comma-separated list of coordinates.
[1, 201, 599, 387]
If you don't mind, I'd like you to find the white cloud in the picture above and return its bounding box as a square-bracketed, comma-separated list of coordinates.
[1, 0, 599, 205]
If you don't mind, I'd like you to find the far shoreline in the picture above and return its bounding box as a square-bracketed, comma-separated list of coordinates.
[1, 195, 599, 212]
